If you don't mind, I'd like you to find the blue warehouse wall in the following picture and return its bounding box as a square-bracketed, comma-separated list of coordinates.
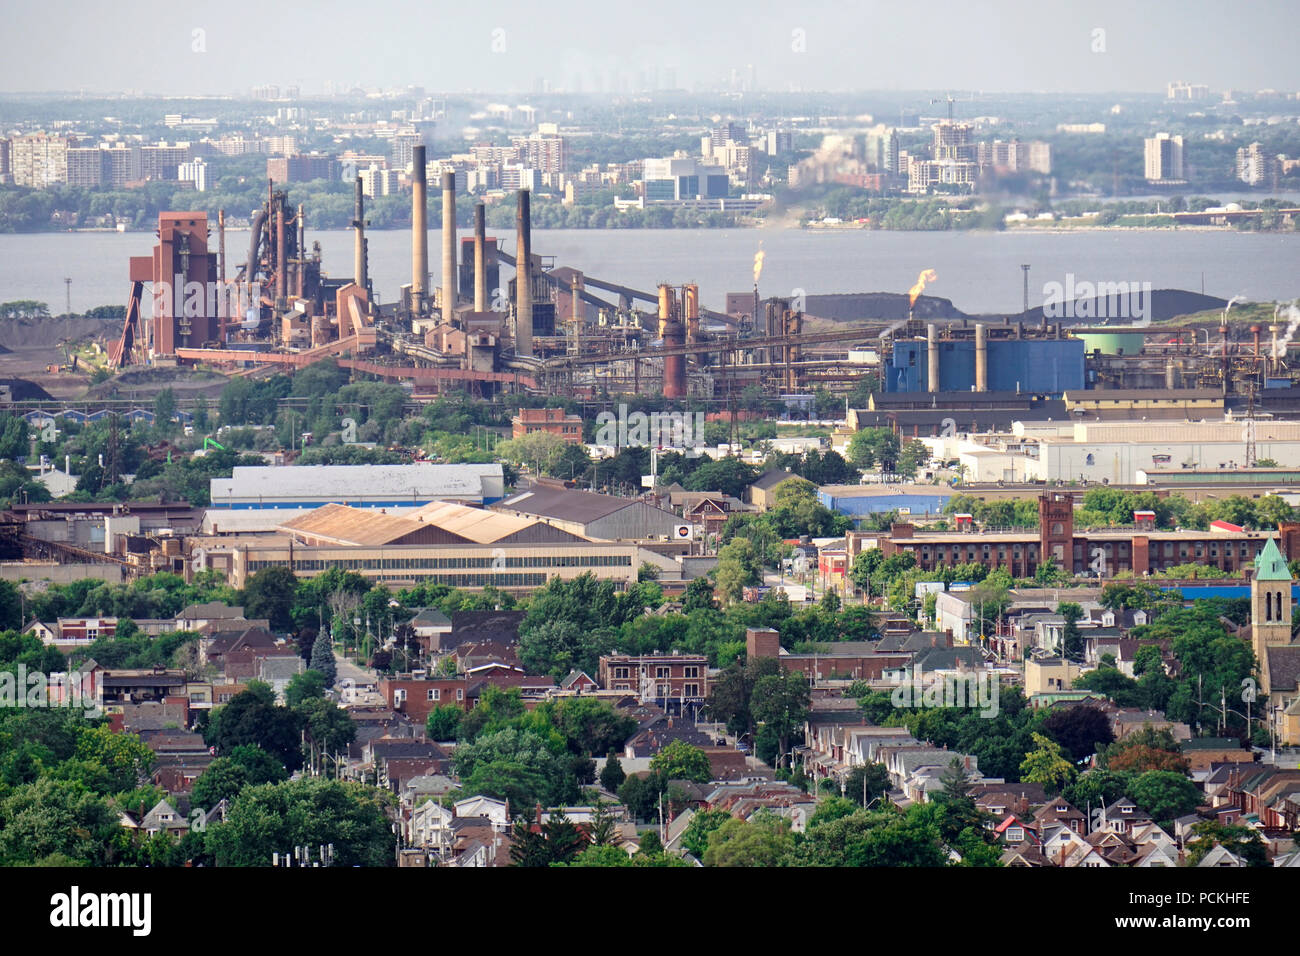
[818, 490, 954, 516]
[884, 339, 1086, 395]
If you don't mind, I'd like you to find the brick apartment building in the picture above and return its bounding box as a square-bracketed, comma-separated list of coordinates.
[598, 653, 709, 704]
[380, 677, 469, 724]
[512, 407, 584, 445]
[850, 492, 1300, 579]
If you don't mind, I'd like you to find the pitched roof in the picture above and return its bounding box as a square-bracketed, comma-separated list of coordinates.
[407, 500, 586, 543]
[279, 503, 441, 547]
[1266, 646, 1300, 693]
[1254, 536, 1292, 581]
[494, 485, 647, 524]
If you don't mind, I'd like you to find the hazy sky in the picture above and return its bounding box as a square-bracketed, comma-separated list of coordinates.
[6, 0, 1299, 96]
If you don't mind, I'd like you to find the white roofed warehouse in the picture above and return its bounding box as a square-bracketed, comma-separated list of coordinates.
[208, 463, 506, 510]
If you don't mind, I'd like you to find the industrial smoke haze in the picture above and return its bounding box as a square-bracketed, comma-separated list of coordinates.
[908, 268, 938, 307]
[1275, 299, 1300, 360]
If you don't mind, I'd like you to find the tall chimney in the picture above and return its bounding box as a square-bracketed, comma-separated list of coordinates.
[441, 170, 457, 324]
[296, 203, 306, 298]
[411, 145, 428, 314]
[275, 198, 287, 305]
[217, 209, 227, 283]
[353, 177, 367, 291]
[473, 202, 487, 313]
[927, 323, 940, 393]
[515, 189, 533, 356]
[974, 322, 988, 392]
[571, 272, 583, 330]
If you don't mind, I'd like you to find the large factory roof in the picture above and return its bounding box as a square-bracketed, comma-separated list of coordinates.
[1060, 421, 1300, 444]
[407, 500, 584, 543]
[494, 484, 651, 524]
[279, 504, 434, 547]
[209, 463, 505, 507]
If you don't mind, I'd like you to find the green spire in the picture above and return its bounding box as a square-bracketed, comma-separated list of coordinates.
[1254, 537, 1292, 582]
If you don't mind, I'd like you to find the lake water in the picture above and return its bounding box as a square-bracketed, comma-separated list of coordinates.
[2, 227, 1298, 316]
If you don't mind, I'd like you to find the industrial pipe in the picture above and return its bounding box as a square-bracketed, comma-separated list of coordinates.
[473, 202, 487, 312]
[296, 203, 305, 299]
[515, 189, 532, 356]
[412, 145, 428, 314]
[974, 322, 988, 392]
[927, 323, 940, 393]
[275, 200, 287, 304]
[353, 177, 367, 290]
[441, 169, 457, 324]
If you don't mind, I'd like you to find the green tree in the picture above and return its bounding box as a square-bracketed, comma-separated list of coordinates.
[1127, 770, 1202, 825]
[649, 740, 712, 783]
[242, 566, 299, 632]
[1019, 732, 1076, 794]
[713, 536, 762, 604]
[190, 757, 250, 810]
[0, 777, 120, 866]
[309, 630, 337, 686]
[205, 777, 394, 867]
[1184, 820, 1268, 867]
[284, 669, 326, 707]
[74, 725, 154, 794]
[681, 807, 732, 859]
[599, 752, 626, 793]
[702, 812, 795, 867]
[750, 669, 812, 765]
[425, 705, 464, 741]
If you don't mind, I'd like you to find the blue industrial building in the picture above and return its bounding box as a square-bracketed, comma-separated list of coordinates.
[818, 487, 955, 518]
[884, 338, 1085, 395]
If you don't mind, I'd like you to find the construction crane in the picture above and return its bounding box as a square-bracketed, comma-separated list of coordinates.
[930, 94, 955, 122]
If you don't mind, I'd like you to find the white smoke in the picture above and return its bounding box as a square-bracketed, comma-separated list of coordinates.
[1274, 299, 1300, 360]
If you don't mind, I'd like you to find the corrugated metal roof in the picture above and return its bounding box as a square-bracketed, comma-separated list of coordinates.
[279, 503, 433, 547]
[211, 463, 503, 502]
[407, 500, 544, 543]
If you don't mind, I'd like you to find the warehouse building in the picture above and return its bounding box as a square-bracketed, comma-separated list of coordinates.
[491, 482, 680, 540]
[208, 463, 506, 509]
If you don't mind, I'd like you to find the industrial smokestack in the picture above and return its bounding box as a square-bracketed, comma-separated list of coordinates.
[571, 272, 583, 330]
[275, 199, 287, 305]
[412, 145, 428, 314]
[441, 170, 457, 324]
[473, 202, 487, 313]
[353, 177, 367, 291]
[927, 323, 940, 393]
[515, 189, 533, 357]
[974, 322, 988, 392]
[217, 209, 227, 283]
[664, 317, 686, 398]
[297, 203, 306, 299]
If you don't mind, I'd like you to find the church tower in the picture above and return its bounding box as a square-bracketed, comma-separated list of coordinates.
[1251, 536, 1293, 696]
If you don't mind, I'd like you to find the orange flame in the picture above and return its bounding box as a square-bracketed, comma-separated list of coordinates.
[753, 247, 766, 286]
[908, 268, 937, 308]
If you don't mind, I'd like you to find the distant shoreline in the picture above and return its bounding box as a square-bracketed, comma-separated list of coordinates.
[12, 222, 1284, 236]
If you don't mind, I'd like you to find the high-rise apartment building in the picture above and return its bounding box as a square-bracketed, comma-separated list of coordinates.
[1144, 133, 1185, 182]
[1236, 141, 1276, 186]
[10, 133, 72, 188]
